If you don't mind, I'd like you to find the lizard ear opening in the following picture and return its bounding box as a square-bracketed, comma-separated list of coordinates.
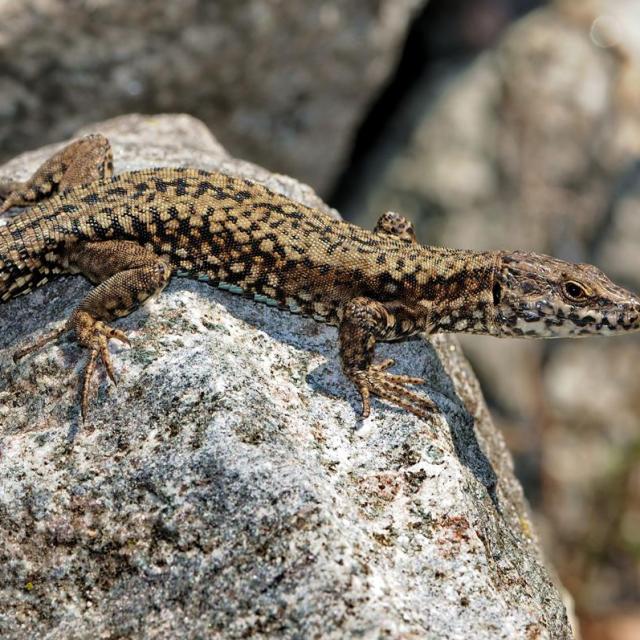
[492, 280, 502, 305]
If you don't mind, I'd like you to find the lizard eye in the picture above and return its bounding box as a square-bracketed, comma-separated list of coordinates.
[563, 281, 589, 302]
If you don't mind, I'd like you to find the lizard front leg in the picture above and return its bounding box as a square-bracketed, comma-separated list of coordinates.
[14, 240, 172, 420]
[0, 134, 113, 212]
[339, 297, 435, 419]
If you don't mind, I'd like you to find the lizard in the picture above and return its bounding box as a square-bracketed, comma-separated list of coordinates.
[1, 134, 639, 421]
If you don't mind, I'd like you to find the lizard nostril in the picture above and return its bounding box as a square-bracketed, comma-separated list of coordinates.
[621, 309, 639, 328]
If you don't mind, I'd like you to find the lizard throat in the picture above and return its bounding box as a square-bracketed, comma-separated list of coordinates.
[495, 301, 640, 337]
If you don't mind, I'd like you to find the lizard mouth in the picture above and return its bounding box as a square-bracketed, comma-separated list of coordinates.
[616, 308, 640, 332]
[495, 299, 640, 338]
[542, 304, 640, 336]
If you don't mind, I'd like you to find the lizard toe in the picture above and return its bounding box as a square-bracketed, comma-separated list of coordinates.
[79, 329, 124, 421]
[13, 324, 68, 363]
[93, 319, 131, 346]
[352, 364, 433, 419]
[81, 347, 100, 422]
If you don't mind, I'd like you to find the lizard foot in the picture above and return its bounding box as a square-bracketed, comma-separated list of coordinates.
[14, 312, 130, 421]
[351, 358, 435, 419]
[73, 313, 130, 421]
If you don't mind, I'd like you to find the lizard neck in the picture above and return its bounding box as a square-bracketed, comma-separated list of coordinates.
[366, 243, 499, 338]
[415, 247, 500, 336]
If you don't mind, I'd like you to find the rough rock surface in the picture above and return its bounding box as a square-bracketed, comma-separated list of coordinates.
[0, 0, 424, 194]
[0, 115, 571, 639]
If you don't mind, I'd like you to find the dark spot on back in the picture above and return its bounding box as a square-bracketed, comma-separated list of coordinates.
[106, 186, 128, 197]
[196, 181, 214, 197]
[154, 179, 168, 193]
[492, 281, 502, 305]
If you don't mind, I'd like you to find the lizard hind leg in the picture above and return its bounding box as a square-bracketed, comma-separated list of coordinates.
[339, 296, 435, 419]
[0, 134, 113, 213]
[69, 241, 172, 420]
[14, 241, 172, 421]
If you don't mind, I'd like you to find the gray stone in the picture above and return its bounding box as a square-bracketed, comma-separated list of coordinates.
[0, 115, 571, 639]
[0, 0, 425, 194]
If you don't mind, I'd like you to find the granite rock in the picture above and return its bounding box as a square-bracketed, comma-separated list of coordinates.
[0, 115, 572, 639]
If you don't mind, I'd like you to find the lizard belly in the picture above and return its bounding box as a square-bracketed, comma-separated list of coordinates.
[172, 264, 343, 324]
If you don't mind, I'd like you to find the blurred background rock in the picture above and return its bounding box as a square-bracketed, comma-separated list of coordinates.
[0, 0, 423, 194]
[1, 0, 639, 637]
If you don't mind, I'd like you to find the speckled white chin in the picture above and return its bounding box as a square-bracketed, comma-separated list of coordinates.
[513, 307, 627, 338]
[512, 316, 583, 338]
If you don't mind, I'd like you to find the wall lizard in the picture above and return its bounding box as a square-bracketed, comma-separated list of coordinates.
[1, 134, 639, 420]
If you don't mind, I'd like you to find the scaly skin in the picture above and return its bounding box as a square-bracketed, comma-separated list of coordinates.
[1, 135, 639, 420]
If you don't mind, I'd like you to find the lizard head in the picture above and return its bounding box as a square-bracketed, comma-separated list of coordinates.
[491, 251, 640, 338]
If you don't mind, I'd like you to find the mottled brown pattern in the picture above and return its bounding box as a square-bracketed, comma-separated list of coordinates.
[1, 135, 640, 420]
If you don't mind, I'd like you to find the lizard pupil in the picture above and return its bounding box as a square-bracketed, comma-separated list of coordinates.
[564, 281, 585, 300]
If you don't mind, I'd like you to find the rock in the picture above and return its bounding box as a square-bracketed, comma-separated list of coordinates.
[0, 0, 425, 194]
[0, 115, 572, 639]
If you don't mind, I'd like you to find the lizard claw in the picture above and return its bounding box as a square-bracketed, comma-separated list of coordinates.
[351, 359, 434, 419]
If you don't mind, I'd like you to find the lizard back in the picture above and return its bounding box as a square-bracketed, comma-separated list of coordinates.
[0, 168, 493, 323]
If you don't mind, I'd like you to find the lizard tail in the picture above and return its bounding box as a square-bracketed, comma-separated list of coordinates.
[0, 228, 11, 302]
[0, 227, 46, 304]
[0, 228, 19, 303]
